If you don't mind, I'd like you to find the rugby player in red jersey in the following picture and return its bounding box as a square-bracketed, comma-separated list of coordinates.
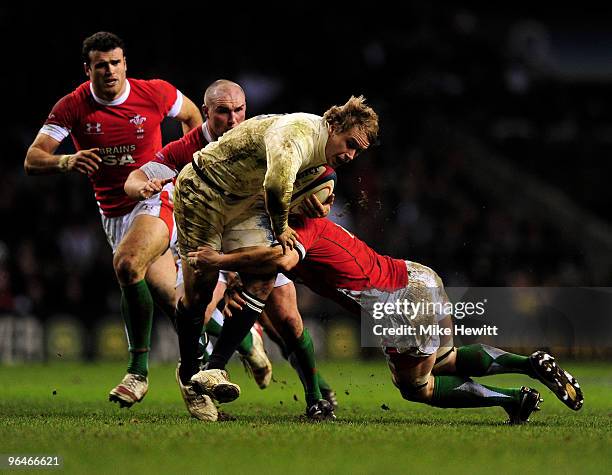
[189, 214, 584, 423]
[24, 32, 202, 409]
[123, 79, 269, 420]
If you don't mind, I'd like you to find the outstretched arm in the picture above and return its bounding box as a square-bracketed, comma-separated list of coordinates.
[124, 168, 172, 200]
[187, 245, 300, 275]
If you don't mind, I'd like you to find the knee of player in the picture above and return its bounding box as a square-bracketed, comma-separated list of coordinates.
[113, 253, 145, 283]
[396, 377, 433, 403]
[242, 274, 276, 300]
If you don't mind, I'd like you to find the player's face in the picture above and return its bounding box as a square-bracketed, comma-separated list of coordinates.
[204, 88, 246, 140]
[325, 126, 370, 168]
[84, 48, 127, 101]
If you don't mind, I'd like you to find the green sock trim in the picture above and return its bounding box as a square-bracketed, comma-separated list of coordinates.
[318, 374, 331, 392]
[237, 330, 253, 356]
[122, 280, 153, 377]
[294, 328, 322, 405]
[432, 375, 520, 408]
[289, 351, 330, 396]
[206, 317, 223, 337]
[456, 344, 531, 376]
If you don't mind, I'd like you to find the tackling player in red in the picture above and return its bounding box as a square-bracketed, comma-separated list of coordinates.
[189, 210, 584, 423]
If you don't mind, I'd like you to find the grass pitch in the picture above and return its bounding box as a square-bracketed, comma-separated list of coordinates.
[0, 359, 610, 474]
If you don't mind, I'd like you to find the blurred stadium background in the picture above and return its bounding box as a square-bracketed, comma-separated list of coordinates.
[1, 4, 611, 364]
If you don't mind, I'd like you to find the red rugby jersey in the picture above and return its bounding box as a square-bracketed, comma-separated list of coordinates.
[290, 217, 408, 300]
[153, 123, 211, 172]
[41, 78, 182, 217]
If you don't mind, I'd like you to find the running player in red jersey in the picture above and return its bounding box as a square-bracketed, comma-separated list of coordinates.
[124, 80, 339, 420]
[189, 213, 584, 423]
[24, 32, 202, 408]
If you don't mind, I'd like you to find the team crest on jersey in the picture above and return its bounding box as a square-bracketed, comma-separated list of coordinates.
[129, 114, 147, 139]
[85, 122, 103, 134]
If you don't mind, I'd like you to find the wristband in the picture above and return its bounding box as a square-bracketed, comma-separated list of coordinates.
[58, 154, 71, 172]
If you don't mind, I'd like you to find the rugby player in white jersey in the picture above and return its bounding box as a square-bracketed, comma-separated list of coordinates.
[125, 80, 337, 419]
[172, 97, 378, 418]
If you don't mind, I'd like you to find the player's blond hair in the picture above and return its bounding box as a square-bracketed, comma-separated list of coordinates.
[323, 95, 379, 144]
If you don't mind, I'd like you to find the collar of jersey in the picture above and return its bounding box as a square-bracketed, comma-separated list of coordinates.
[90, 79, 131, 106]
[202, 121, 214, 143]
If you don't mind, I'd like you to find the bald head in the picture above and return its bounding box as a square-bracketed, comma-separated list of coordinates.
[204, 79, 244, 106]
[202, 79, 246, 140]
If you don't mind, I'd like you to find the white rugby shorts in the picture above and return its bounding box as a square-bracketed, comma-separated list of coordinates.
[100, 182, 177, 254]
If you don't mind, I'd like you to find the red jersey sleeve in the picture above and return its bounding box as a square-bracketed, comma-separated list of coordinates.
[152, 126, 206, 172]
[290, 216, 322, 260]
[148, 79, 181, 117]
[41, 93, 77, 142]
[153, 139, 185, 172]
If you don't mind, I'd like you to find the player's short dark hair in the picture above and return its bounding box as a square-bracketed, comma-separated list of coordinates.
[82, 32, 125, 64]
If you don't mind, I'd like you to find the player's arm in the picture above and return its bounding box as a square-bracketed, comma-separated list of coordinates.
[204, 278, 228, 323]
[263, 133, 306, 252]
[124, 168, 172, 200]
[174, 94, 202, 135]
[187, 245, 300, 275]
[24, 133, 101, 176]
[124, 167, 172, 200]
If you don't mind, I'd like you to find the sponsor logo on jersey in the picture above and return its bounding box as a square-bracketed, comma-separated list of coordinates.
[99, 144, 137, 166]
[129, 114, 147, 139]
[85, 122, 103, 134]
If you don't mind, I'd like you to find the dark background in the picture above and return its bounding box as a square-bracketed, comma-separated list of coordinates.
[1, 4, 611, 358]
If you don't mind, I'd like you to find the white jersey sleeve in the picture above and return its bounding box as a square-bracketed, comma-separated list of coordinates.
[140, 161, 177, 181]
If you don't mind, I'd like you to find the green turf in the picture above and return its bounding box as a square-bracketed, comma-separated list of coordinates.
[0, 359, 610, 474]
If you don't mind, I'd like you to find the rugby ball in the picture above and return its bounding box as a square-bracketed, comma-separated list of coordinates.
[289, 165, 336, 215]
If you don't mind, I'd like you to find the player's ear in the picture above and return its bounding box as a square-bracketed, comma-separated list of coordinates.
[83, 62, 90, 77]
[124, 56, 127, 72]
[202, 105, 210, 120]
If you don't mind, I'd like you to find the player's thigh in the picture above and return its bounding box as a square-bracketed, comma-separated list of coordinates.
[180, 257, 218, 312]
[403, 261, 456, 373]
[174, 170, 225, 256]
[432, 315, 457, 374]
[222, 194, 274, 253]
[145, 249, 178, 315]
[114, 214, 170, 272]
[265, 282, 303, 340]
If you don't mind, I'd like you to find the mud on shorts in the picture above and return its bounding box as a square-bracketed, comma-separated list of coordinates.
[174, 165, 274, 259]
[345, 261, 452, 359]
[100, 182, 177, 254]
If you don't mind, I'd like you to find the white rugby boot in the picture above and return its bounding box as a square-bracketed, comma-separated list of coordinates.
[109, 373, 148, 408]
